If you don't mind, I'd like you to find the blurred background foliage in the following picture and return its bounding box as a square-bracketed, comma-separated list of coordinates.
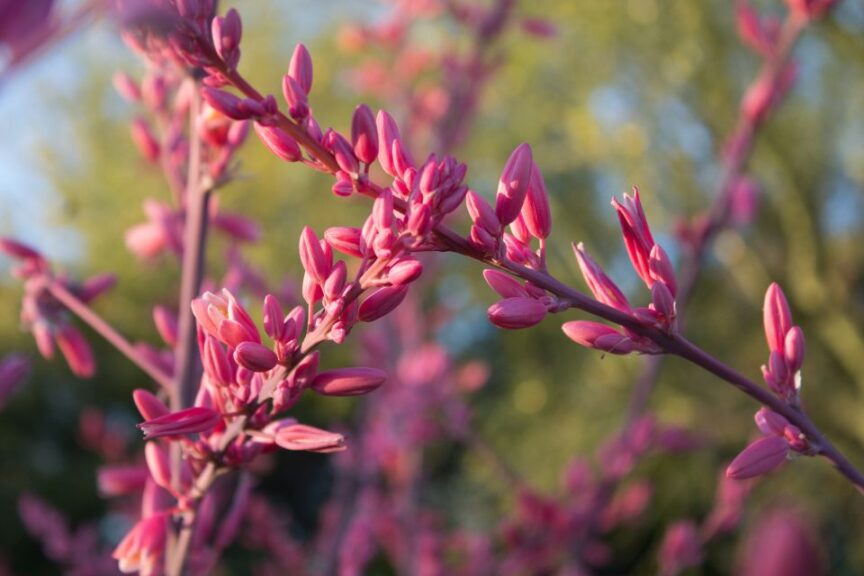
[1, 0, 864, 573]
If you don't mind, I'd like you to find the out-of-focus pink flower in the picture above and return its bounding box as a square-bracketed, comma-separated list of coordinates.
[0, 354, 29, 409]
[311, 367, 387, 396]
[97, 465, 149, 496]
[54, 324, 95, 378]
[658, 520, 703, 576]
[736, 508, 826, 576]
[726, 435, 789, 479]
[273, 423, 346, 453]
[112, 513, 168, 576]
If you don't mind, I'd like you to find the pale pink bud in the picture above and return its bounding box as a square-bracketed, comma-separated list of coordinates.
[212, 8, 242, 69]
[324, 261, 347, 300]
[483, 269, 528, 299]
[495, 143, 534, 226]
[112, 72, 141, 102]
[32, 322, 54, 359]
[522, 164, 551, 239]
[254, 123, 301, 163]
[387, 259, 423, 286]
[325, 226, 364, 258]
[373, 188, 394, 231]
[488, 297, 547, 329]
[281, 74, 309, 119]
[112, 513, 168, 575]
[726, 436, 789, 479]
[311, 367, 387, 396]
[658, 521, 702, 576]
[130, 118, 160, 163]
[144, 442, 172, 492]
[152, 306, 178, 347]
[97, 465, 148, 496]
[263, 294, 286, 342]
[466, 190, 501, 233]
[288, 43, 313, 94]
[784, 326, 805, 374]
[573, 243, 631, 313]
[648, 245, 677, 296]
[755, 407, 789, 436]
[359, 285, 409, 322]
[351, 104, 378, 164]
[763, 283, 792, 353]
[562, 321, 641, 355]
[234, 342, 278, 372]
[137, 406, 221, 439]
[376, 110, 402, 177]
[217, 318, 259, 349]
[299, 226, 331, 284]
[612, 188, 656, 287]
[274, 423, 345, 453]
[55, 324, 95, 378]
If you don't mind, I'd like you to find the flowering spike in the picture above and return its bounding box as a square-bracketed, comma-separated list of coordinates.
[726, 436, 789, 479]
[137, 406, 221, 439]
[495, 143, 534, 226]
[311, 367, 387, 396]
[488, 297, 547, 329]
[288, 43, 313, 94]
[351, 104, 378, 164]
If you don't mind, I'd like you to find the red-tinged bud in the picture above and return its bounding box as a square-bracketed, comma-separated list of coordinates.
[152, 306, 178, 347]
[376, 110, 402, 177]
[648, 245, 677, 297]
[130, 118, 160, 163]
[212, 8, 242, 70]
[288, 43, 313, 94]
[299, 226, 330, 284]
[201, 87, 252, 120]
[262, 295, 285, 342]
[311, 367, 387, 396]
[0, 237, 43, 261]
[470, 225, 498, 253]
[763, 283, 792, 353]
[212, 213, 260, 243]
[133, 389, 169, 421]
[351, 104, 378, 164]
[112, 513, 168, 575]
[755, 407, 789, 437]
[144, 442, 172, 492]
[784, 326, 805, 375]
[612, 188, 656, 287]
[324, 226, 364, 257]
[495, 143, 534, 226]
[573, 243, 631, 313]
[55, 325, 95, 378]
[562, 321, 641, 355]
[387, 259, 423, 286]
[97, 465, 148, 496]
[726, 436, 789, 479]
[650, 281, 676, 323]
[466, 190, 500, 233]
[137, 406, 221, 439]
[359, 285, 409, 322]
[488, 297, 547, 329]
[373, 188, 394, 231]
[234, 342, 278, 373]
[281, 74, 309, 119]
[522, 164, 551, 239]
[253, 123, 301, 163]
[483, 269, 528, 299]
[112, 72, 141, 102]
[328, 132, 359, 175]
[274, 423, 345, 453]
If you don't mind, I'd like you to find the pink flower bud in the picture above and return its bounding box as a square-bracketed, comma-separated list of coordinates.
[137, 406, 221, 439]
[97, 465, 148, 496]
[373, 188, 394, 231]
[495, 143, 534, 226]
[466, 190, 501, 233]
[300, 227, 331, 285]
[562, 321, 642, 355]
[784, 326, 805, 375]
[133, 389, 169, 421]
[288, 43, 313, 94]
[112, 513, 168, 575]
[152, 306, 178, 347]
[483, 269, 528, 299]
[233, 342, 278, 372]
[650, 281, 676, 322]
[648, 245, 677, 297]
[201, 87, 252, 121]
[311, 367, 387, 396]
[212, 8, 242, 69]
[144, 442, 172, 492]
[324, 226, 364, 258]
[324, 261, 347, 300]
[755, 407, 789, 436]
[130, 118, 160, 163]
[763, 283, 792, 353]
[736, 508, 826, 576]
[351, 104, 378, 164]
[612, 188, 656, 288]
[387, 259, 423, 286]
[658, 521, 703, 576]
[376, 110, 402, 177]
[328, 131, 359, 175]
[573, 243, 631, 313]
[281, 74, 309, 119]
[359, 285, 409, 322]
[254, 123, 301, 162]
[726, 436, 789, 479]
[274, 423, 345, 453]
[487, 297, 547, 329]
[0, 237, 43, 261]
[212, 213, 261, 242]
[262, 294, 286, 342]
[55, 324, 95, 378]
[522, 164, 551, 239]
[77, 274, 116, 303]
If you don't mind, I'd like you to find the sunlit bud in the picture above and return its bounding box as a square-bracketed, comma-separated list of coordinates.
[112, 72, 141, 102]
[376, 110, 402, 177]
[763, 283, 792, 352]
[359, 285, 409, 322]
[483, 269, 528, 299]
[755, 407, 789, 437]
[386, 259, 423, 286]
[288, 43, 313, 94]
[97, 465, 148, 496]
[299, 226, 331, 284]
[202, 336, 232, 386]
[32, 322, 54, 359]
[233, 342, 278, 373]
[254, 122, 301, 162]
[406, 203, 432, 238]
[466, 190, 500, 233]
[351, 104, 378, 164]
[562, 321, 641, 355]
[311, 367, 387, 396]
[55, 325, 95, 378]
[573, 243, 631, 313]
[302, 272, 323, 306]
[281, 74, 309, 119]
[133, 389, 169, 421]
[784, 326, 805, 374]
[522, 164, 551, 239]
[137, 406, 221, 439]
[152, 306, 178, 347]
[322, 261, 346, 301]
[324, 226, 363, 258]
[495, 143, 534, 226]
[488, 297, 547, 329]
[726, 436, 788, 479]
[274, 423, 345, 453]
[648, 245, 677, 297]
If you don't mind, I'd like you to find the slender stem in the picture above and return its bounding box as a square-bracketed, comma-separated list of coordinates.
[44, 279, 173, 389]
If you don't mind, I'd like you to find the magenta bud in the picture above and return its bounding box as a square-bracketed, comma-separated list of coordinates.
[387, 259, 423, 286]
[144, 442, 172, 492]
[466, 190, 501, 233]
[254, 122, 301, 163]
[201, 87, 252, 120]
[562, 321, 641, 355]
[755, 407, 789, 437]
[299, 226, 331, 284]
[281, 74, 309, 119]
[391, 138, 414, 176]
[483, 269, 528, 299]
[376, 110, 402, 177]
[274, 423, 345, 453]
[311, 367, 387, 396]
[137, 406, 221, 439]
[522, 164, 551, 239]
[726, 436, 789, 480]
[328, 131, 359, 175]
[612, 188, 656, 287]
[495, 143, 534, 226]
[130, 118, 160, 163]
[648, 244, 677, 297]
[133, 389, 169, 421]
[784, 326, 805, 375]
[77, 273, 116, 303]
[768, 350, 788, 386]
[213, 9, 242, 68]
[324, 261, 347, 300]
[373, 188, 394, 231]
[288, 43, 313, 94]
[152, 306, 178, 347]
[202, 336, 233, 386]
[650, 281, 676, 321]
[97, 465, 149, 496]
[234, 342, 278, 373]
[359, 285, 409, 322]
[263, 295, 286, 341]
[0, 237, 43, 261]
[763, 283, 792, 353]
[573, 242, 631, 313]
[324, 226, 364, 258]
[55, 325, 95, 378]
[488, 297, 547, 329]
[351, 104, 378, 164]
